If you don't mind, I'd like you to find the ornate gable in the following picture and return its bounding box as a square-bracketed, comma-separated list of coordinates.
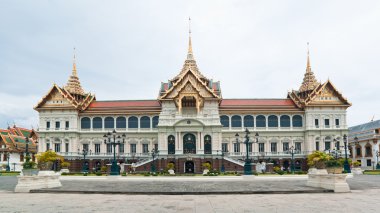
[34, 84, 79, 110]
[305, 80, 351, 106]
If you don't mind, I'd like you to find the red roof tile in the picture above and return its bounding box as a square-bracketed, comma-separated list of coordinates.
[220, 99, 296, 106]
[88, 100, 161, 108]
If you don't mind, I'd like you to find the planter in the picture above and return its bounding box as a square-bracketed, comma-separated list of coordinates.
[168, 169, 175, 175]
[203, 169, 209, 175]
[22, 169, 39, 176]
[326, 167, 343, 174]
[352, 167, 363, 175]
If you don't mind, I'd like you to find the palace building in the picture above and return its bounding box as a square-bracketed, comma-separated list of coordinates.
[34, 34, 351, 174]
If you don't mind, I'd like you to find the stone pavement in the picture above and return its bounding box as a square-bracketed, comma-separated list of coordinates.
[1, 175, 380, 212]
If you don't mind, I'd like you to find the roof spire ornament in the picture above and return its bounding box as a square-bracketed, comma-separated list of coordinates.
[187, 17, 194, 60]
[64, 48, 85, 96]
[299, 42, 319, 93]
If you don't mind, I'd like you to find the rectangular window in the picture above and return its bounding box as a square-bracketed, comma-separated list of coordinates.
[316, 142, 320, 151]
[119, 144, 124, 153]
[2, 154, 6, 161]
[55, 121, 60, 130]
[222, 143, 228, 152]
[46, 121, 50, 130]
[83, 144, 89, 152]
[107, 144, 112, 154]
[325, 142, 331, 150]
[367, 159, 372, 167]
[259, 143, 265, 153]
[65, 121, 69, 130]
[335, 142, 340, 150]
[365, 147, 372, 157]
[143, 144, 149, 153]
[283, 142, 289, 152]
[248, 143, 252, 153]
[130, 144, 136, 153]
[20, 154, 24, 162]
[324, 119, 330, 128]
[46, 143, 50, 151]
[54, 143, 61, 153]
[335, 119, 340, 127]
[314, 119, 319, 128]
[95, 144, 101, 154]
[271, 143, 277, 153]
[233, 143, 240, 153]
[295, 142, 302, 152]
[65, 143, 69, 153]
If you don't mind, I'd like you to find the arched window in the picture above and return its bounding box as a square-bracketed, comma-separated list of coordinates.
[292, 115, 303, 127]
[204, 135, 212, 154]
[280, 115, 290, 127]
[140, 116, 150, 129]
[152, 116, 159, 128]
[220, 115, 229, 127]
[168, 135, 175, 154]
[128, 116, 138, 129]
[268, 115, 278, 127]
[116, 117, 126, 128]
[104, 117, 114, 129]
[81, 117, 90, 129]
[93, 117, 102, 129]
[244, 115, 254, 127]
[231, 115, 242, 127]
[256, 115, 266, 127]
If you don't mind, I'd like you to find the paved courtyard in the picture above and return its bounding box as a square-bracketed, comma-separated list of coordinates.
[1, 175, 380, 212]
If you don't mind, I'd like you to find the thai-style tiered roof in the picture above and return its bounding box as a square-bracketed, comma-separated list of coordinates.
[34, 53, 95, 111]
[0, 125, 38, 153]
[299, 50, 319, 93]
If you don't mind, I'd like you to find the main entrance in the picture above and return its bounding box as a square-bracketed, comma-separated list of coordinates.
[185, 161, 195, 173]
[183, 133, 196, 154]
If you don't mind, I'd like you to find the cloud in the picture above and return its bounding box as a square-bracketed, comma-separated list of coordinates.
[0, 0, 379, 128]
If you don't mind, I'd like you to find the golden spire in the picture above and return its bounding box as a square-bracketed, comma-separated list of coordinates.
[187, 17, 194, 60]
[64, 48, 85, 96]
[299, 42, 319, 93]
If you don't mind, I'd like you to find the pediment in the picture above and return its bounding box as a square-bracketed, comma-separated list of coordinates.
[34, 84, 78, 109]
[306, 81, 351, 106]
[162, 72, 219, 100]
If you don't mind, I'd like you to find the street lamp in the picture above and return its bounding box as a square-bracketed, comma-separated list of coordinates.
[343, 134, 351, 173]
[289, 146, 297, 174]
[374, 150, 380, 170]
[219, 150, 225, 173]
[6, 152, 10, 172]
[78, 148, 91, 173]
[103, 130, 126, 175]
[150, 148, 159, 173]
[235, 128, 259, 175]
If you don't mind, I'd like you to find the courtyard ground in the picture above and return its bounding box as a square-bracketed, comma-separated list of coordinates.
[0, 175, 379, 212]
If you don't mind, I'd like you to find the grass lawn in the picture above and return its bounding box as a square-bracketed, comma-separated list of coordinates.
[0, 172, 20, 176]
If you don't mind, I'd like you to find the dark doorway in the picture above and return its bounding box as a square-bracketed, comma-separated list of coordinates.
[183, 133, 196, 154]
[283, 160, 289, 171]
[185, 161, 195, 173]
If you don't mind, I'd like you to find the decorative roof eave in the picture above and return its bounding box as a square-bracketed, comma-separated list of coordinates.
[287, 91, 304, 109]
[79, 94, 96, 111]
[159, 70, 221, 101]
[304, 80, 351, 106]
[34, 84, 79, 110]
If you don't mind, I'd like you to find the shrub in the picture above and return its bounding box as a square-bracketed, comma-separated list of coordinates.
[23, 156, 37, 169]
[101, 166, 107, 173]
[166, 163, 175, 170]
[144, 172, 150, 176]
[121, 172, 127, 176]
[325, 160, 342, 168]
[96, 172, 102, 176]
[202, 162, 211, 170]
[36, 150, 64, 170]
[61, 162, 71, 168]
[307, 151, 332, 169]
[83, 172, 88, 176]
[277, 170, 285, 175]
[273, 166, 281, 173]
[61, 172, 68, 175]
[353, 161, 361, 167]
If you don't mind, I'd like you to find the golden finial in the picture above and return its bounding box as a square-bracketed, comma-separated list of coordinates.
[306, 42, 311, 71]
[187, 17, 194, 60]
[72, 47, 77, 76]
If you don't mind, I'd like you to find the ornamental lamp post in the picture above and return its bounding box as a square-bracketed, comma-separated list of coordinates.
[77, 148, 91, 173]
[343, 134, 351, 173]
[235, 128, 259, 175]
[6, 152, 10, 172]
[289, 146, 296, 174]
[374, 150, 380, 170]
[150, 148, 159, 173]
[104, 130, 126, 175]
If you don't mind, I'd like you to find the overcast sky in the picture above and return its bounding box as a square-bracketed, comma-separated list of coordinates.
[0, 0, 379, 129]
